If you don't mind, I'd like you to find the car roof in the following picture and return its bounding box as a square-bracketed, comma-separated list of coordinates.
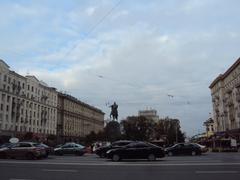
[18, 141, 36, 144]
[112, 140, 134, 144]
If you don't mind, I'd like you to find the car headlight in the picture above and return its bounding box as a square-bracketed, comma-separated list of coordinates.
[106, 150, 112, 154]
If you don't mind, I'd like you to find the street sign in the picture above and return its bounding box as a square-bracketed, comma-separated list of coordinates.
[9, 137, 19, 143]
[230, 139, 237, 147]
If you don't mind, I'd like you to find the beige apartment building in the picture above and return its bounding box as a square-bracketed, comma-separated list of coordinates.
[0, 59, 58, 139]
[57, 93, 104, 142]
[210, 58, 240, 133]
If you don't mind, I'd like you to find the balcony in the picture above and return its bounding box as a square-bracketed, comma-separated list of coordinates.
[236, 94, 240, 102]
[21, 93, 26, 98]
[226, 99, 234, 106]
[229, 115, 235, 122]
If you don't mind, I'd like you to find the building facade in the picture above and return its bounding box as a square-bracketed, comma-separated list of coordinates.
[0, 59, 58, 139]
[57, 93, 104, 142]
[203, 118, 214, 137]
[210, 58, 240, 133]
[138, 109, 159, 121]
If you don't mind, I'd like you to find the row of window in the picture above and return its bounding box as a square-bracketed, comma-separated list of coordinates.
[0, 73, 55, 95]
[0, 123, 56, 134]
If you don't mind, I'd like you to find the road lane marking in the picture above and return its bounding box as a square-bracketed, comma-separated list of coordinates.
[1, 161, 240, 166]
[9, 179, 34, 180]
[42, 169, 78, 173]
[196, 171, 239, 174]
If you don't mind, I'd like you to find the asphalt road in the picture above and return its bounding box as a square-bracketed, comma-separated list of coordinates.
[0, 153, 240, 180]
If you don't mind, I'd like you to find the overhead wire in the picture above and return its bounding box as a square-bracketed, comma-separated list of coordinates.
[65, 0, 123, 57]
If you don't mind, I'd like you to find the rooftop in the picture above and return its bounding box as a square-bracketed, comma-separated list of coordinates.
[209, 57, 240, 88]
[58, 92, 105, 115]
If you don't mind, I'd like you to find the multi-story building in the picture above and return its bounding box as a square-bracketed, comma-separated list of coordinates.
[203, 118, 214, 138]
[57, 93, 104, 142]
[210, 58, 240, 133]
[138, 109, 159, 121]
[0, 59, 58, 139]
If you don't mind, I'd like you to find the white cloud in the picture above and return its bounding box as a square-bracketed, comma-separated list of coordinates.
[111, 10, 129, 20]
[182, 0, 211, 13]
[2, 0, 240, 136]
[85, 6, 96, 16]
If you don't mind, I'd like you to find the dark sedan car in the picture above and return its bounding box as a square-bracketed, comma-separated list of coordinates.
[95, 140, 133, 158]
[165, 143, 202, 156]
[106, 142, 165, 161]
[54, 143, 85, 156]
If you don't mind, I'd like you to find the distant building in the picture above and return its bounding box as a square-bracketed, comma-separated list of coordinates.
[57, 93, 105, 142]
[209, 58, 240, 136]
[203, 118, 214, 137]
[0, 59, 58, 139]
[138, 109, 159, 121]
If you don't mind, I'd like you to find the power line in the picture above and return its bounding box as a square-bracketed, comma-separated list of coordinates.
[1, 0, 123, 60]
[65, 0, 123, 57]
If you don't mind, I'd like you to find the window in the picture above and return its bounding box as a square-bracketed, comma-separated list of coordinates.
[7, 96, 10, 103]
[62, 144, 73, 148]
[3, 75, 7, 82]
[19, 143, 32, 147]
[8, 77, 11, 84]
[2, 94, 5, 101]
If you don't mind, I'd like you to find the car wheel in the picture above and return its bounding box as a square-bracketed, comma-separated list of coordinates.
[112, 154, 121, 162]
[168, 152, 173, 156]
[100, 152, 105, 158]
[148, 154, 156, 161]
[191, 151, 196, 156]
[55, 151, 63, 156]
[0, 152, 7, 159]
[26, 153, 35, 160]
[76, 152, 84, 156]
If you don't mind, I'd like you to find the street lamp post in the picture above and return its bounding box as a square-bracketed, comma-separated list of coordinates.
[176, 124, 178, 143]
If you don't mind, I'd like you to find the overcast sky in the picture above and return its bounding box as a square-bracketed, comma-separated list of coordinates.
[1, 0, 240, 136]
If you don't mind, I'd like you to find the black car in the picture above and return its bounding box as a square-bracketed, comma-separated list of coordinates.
[54, 143, 85, 156]
[165, 143, 202, 156]
[95, 140, 133, 158]
[106, 142, 165, 161]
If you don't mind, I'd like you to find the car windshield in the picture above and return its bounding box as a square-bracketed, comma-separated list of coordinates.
[146, 142, 160, 148]
[75, 144, 84, 148]
[0, 143, 12, 148]
[34, 143, 48, 148]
